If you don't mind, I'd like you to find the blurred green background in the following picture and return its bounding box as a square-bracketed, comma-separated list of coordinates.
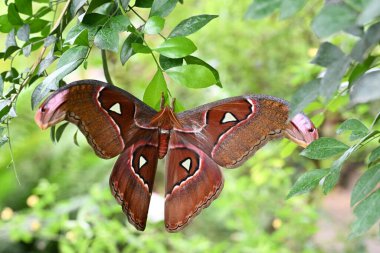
[0, 0, 379, 252]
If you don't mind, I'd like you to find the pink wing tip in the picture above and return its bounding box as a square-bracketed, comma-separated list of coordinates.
[285, 113, 319, 148]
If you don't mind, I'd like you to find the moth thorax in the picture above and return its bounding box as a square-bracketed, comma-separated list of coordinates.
[158, 130, 170, 159]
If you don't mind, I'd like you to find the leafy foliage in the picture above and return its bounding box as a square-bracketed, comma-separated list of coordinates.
[1, 0, 380, 251]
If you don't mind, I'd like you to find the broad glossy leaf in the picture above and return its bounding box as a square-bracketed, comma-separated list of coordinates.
[301, 137, 349, 160]
[135, 0, 153, 8]
[94, 27, 119, 52]
[350, 70, 380, 105]
[184, 55, 221, 87]
[311, 42, 345, 67]
[28, 19, 49, 33]
[169, 14, 218, 37]
[351, 22, 380, 62]
[57, 46, 88, 68]
[15, 0, 33, 15]
[66, 24, 97, 44]
[55, 122, 69, 142]
[351, 164, 380, 206]
[154, 37, 197, 58]
[150, 0, 178, 17]
[109, 15, 131, 31]
[8, 3, 23, 26]
[287, 169, 329, 199]
[120, 33, 143, 65]
[131, 43, 151, 54]
[144, 16, 165, 35]
[349, 56, 375, 86]
[357, 0, 380, 25]
[350, 189, 380, 238]
[70, 0, 86, 16]
[87, 0, 112, 13]
[322, 145, 356, 194]
[32, 60, 83, 109]
[0, 15, 12, 33]
[17, 24, 30, 41]
[82, 13, 108, 26]
[166, 64, 216, 88]
[337, 119, 369, 141]
[245, 0, 281, 19]
[290, 79, 320, 118]
[320, 56, 350, 100]
[311, 3, 357, 38]
[143, 70, 167, 109]
[280, 0, 307, 19]
[159, 55, 183, 70]
[368, 146, 380, 164]
[38, 55, 56, 75]
[6, 29, 17, 49]
[44, 35, 56, 47]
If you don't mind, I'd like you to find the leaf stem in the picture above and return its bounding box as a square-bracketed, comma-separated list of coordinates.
[101, 50, 114, 85]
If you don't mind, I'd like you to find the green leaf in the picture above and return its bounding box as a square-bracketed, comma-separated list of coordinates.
[15, 0, 33, 16]
[32, 60, 83, 109]
[135, 0, 153, 8]
[357, 0, 380, 25]
[337, 119, 369, 141]
[311, 3, 357, 38]
[349, 56, 375, 85]
[143, 70, 168, 109]
[184, 55, 222, 87]
[245, 0, 281, 19]
[0, 15, 13, 33]
[350, 189, 380, 238]
[94, 27, 119, 52]
[66, 24, 97, 44]
[351, 164, 380, 207]
[70, 0, 86, 16]
[150, 0, 178, 17]
[109, 15, 131, 32]
[38, 55, 56, 75]
[17, 24, 30, 41]
[159, 55, 183, 70]
[322, 165, 341, 194]
[320, 56, 350, 100]
[57, 46, 88, 69]
[44, 35, 56, 47]
[120, 33, 143, 65]
[28, 19, 49, 33]
[350, 70, 380, 105]
[169, 14, 218, 38]
[311, 42, 345, 67]
[279, 0, 307, 19]
[82, 13, 108, 26]
[287, 169, 330, 199]
[300, 137, 350, 160]
[322, 145, 356, 194]
[8, 3, 23, 26]
[131, 43, 151, 54]
[368, 146, 380, 165]
[144, 16, 165, 35]
[166, 65, 216, 88]
[87, 0, 112, 13]
[154, 37, 197, 58]
[290, 79, 320, 118]
[6, 29, 17, 49]
[55, 122, 69, 143]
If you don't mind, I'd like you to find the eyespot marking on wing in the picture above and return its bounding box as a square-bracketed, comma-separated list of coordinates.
[139, 155, 147, 169]
[221, 112, 237, 123]
[109, 103, 121, 115]
[180, 158, 192, 172]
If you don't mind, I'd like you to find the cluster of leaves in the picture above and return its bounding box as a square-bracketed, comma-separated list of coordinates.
[0, 0, 221, 148]
[245, 0, 380, 237]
